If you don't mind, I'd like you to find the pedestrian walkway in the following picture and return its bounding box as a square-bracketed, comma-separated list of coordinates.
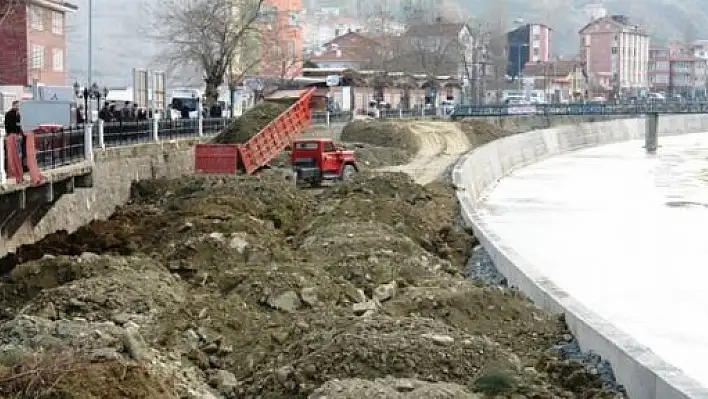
[477, 132, 708, 388]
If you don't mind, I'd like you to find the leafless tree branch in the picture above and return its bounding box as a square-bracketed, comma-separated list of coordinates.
[150, 0, 265, 103]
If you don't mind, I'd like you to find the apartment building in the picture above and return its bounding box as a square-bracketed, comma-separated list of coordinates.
[649, 44, 707, 97]
[579, 15, 649, 95]
[257, 0, 304, 78]
[0, 0, 77, 87]
[507, 23, 552, 79]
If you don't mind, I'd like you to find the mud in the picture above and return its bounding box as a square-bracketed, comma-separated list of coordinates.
[0, 119, 626, 398]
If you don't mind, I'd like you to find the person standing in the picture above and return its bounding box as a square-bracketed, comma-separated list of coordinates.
[76, 104, 85, 124]
[4, 101, 25, 171]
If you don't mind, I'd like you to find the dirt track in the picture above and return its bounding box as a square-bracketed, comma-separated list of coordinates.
[379, 121, 471, 184]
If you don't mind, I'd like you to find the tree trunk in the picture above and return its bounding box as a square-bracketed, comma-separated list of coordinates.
[204, 70, 223, 106]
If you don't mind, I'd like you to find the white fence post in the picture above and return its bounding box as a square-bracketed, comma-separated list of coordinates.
[399, 108, 403, 119]
[97, 119, 105, 150]
[152, 117, 159, 142]
[198, 114, 204, 137]
[0, 128, 6, 185]
[84, 124, 94, 163]
[326, 111, 330, 126]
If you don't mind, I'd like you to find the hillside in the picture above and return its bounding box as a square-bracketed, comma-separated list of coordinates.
[459, 0, 708, 54]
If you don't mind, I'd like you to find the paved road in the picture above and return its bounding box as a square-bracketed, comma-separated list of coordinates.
[477, 132, 708, 388]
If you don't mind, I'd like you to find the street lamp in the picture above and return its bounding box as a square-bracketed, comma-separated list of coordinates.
[73, 82, 109, 122]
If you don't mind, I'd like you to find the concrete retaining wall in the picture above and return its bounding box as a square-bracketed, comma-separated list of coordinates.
[0, 140, 200, 257]
[453, 114, 708, 399]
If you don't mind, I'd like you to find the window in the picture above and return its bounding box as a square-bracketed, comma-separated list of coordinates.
[286, 40, 295, 59]
[612, 47, 618, 54]
[52, 48, 63, 71]
[30, 44, 44, 69]
[30, 6, 43, 30]
[322, 141, 336, 152]
[52, 11, 63, 35]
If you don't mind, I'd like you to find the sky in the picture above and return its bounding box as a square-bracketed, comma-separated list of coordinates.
[66, 0, 164, 88]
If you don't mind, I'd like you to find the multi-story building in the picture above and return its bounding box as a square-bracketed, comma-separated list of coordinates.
[257, 0, 304, 78]
[649, 44, 707, 98]
[0, 0, 77, 89]
[507, 23, 552, 79]
[579, 15, 649, 96]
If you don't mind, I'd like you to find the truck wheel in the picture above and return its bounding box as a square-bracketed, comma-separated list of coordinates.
[342, 164, 357, 181]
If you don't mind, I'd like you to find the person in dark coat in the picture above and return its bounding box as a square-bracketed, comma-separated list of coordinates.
[76, 104, 85, 124]
[98, 102, 111, 121]
[180, 104, 190, 119]
[4, 100, 26, 171]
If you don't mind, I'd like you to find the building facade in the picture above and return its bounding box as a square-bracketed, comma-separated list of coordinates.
[0, 0, 77, 87]
[579, 15, 649, 96]
[507, 23, 552, 79]
[257, 0, 304, 78]
[522, 60, 587, 102]
[649, 45, 707, 98]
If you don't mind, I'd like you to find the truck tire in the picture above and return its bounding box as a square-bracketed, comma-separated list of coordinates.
[342, 164, 357, 181]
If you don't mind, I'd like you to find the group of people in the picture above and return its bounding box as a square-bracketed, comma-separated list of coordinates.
[74, 101, 155, 124]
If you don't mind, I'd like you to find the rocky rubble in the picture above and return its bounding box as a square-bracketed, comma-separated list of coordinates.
[0, 120, 627, 398]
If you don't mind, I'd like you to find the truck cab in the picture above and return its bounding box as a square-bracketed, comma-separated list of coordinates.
[291, 138, 358, 186]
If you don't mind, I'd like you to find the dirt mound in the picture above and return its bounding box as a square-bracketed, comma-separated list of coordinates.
[0, 351, 178, 399]
[383, 278, 563, 356]
[299, 221, 453, 295]
[240, 315, 522, 397]
[21, 268, 185, 322]
[342, 142, 411, 168]
[0, 254, 162, 321]
[0, 171, 627, 399]
[213, 101, 293, 144]
[302, 172, 474, 267]
[309, 377, 479, 398]
[341, 120, 418, 154]
[456, 119, 508, 146]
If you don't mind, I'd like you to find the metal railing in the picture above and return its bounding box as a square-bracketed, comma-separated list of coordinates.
[452, 102, 708, 118]
[34, 125, 86, 170]
[101, 120, 153, 148]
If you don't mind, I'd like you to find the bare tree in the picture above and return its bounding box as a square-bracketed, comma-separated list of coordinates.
[396, 19, 463, 79]
[460, 19, 490, 104]
[258, 11, 303, 84]
[151, 0, 264, 104]
[363, 5, 402, 72]
[486, 0, 508, 102]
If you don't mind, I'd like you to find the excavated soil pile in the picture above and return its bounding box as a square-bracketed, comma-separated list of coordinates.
[340, 120, 419, 168]
[213, 101, 293, 144]
[457, 119, 509, 147]
[0, 173, 625, 398]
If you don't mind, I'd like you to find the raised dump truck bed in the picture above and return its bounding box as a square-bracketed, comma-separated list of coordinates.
[195, 87, 315, 175]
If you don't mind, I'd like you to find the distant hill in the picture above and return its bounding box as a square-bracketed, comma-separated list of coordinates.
[458, 0, 708, 55]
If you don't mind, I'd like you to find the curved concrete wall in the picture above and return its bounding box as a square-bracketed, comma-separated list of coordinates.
[453, 115, 708, 399]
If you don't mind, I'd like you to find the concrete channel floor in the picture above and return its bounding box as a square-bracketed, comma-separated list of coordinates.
[477, 132, 708, 388]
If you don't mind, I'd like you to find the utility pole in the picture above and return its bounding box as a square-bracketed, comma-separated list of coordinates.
[88, 0, 92, 86]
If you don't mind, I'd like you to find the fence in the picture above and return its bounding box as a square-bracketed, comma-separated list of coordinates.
[310, 108, 443, 126]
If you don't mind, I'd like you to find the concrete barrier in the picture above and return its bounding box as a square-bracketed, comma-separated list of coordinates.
[453, 114, 708, 399]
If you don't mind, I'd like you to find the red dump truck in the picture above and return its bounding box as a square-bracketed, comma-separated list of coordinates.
[194, 87, 316, 175]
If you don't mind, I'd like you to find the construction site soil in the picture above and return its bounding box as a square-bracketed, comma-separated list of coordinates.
[0, 119, 625, 398]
